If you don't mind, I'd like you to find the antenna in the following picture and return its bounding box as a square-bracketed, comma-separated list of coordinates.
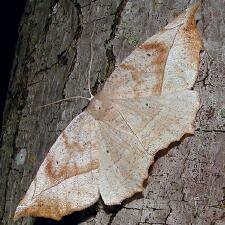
[87, 24, 95, 101]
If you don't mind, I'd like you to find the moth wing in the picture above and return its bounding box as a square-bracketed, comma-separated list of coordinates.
[95, 107, 152, 205]
[101, 4, 202, 99]
[94, 90, 199, 205]
[14, 111, 100, 220]
[111, 90, 199, 152]
[94, 3, 202, 205]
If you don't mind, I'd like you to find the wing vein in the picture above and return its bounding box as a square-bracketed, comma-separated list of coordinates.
[159, 26, 180, 94]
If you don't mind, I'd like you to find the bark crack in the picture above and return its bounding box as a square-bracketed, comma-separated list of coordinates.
[179, 138, 192, 203]
[122, 206, 142, 211]
[195, 51, 213, 87]
[61, 0, 83, 100]
[106, 205, 123, 225]
[165, 201, 172, 225]
[81, 0, 98, 8]
[42, 0, 60, 44]
[195, 128, 225, 133]
[103, 0, 128, 83]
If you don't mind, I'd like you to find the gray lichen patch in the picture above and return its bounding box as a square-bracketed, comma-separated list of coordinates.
[219, 107, 225, 119]
[123, 30, 139, 47]
[15, 148, 27, 166]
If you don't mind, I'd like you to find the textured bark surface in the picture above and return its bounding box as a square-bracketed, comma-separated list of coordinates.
[0, 0, 224, 225]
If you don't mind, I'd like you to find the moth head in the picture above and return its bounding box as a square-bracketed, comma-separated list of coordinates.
[87, 96, 113, 120]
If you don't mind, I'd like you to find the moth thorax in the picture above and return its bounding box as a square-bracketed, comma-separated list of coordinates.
[87, 98, 112, 120]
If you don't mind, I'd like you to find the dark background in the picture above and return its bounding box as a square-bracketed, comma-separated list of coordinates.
[0, 0, 26, 132]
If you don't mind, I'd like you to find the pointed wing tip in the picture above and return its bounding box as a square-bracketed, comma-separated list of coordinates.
[101, 164, 149, 206]
[13, 213, 20, 222]
[13, 196, 33, 221]
[164, 2, 201, 30]
[188, 2, 201, 12]
[14, 192, 100, 221]
[103, 188, 144, 206]
[13, 206, 25, 221]
[13, 205, 63, 221]
[186, 2, 201, 19]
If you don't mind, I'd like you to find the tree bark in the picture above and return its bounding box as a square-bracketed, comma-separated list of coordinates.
[1, 0, 225, 225]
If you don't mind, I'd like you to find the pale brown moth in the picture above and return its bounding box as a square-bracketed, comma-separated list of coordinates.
[14, 4, 202, 221]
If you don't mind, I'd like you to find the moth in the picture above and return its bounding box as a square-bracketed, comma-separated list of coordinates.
[14, 4, 202, 221]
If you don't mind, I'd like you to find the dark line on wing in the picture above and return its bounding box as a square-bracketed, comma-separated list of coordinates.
[99, 112, 151, 158]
